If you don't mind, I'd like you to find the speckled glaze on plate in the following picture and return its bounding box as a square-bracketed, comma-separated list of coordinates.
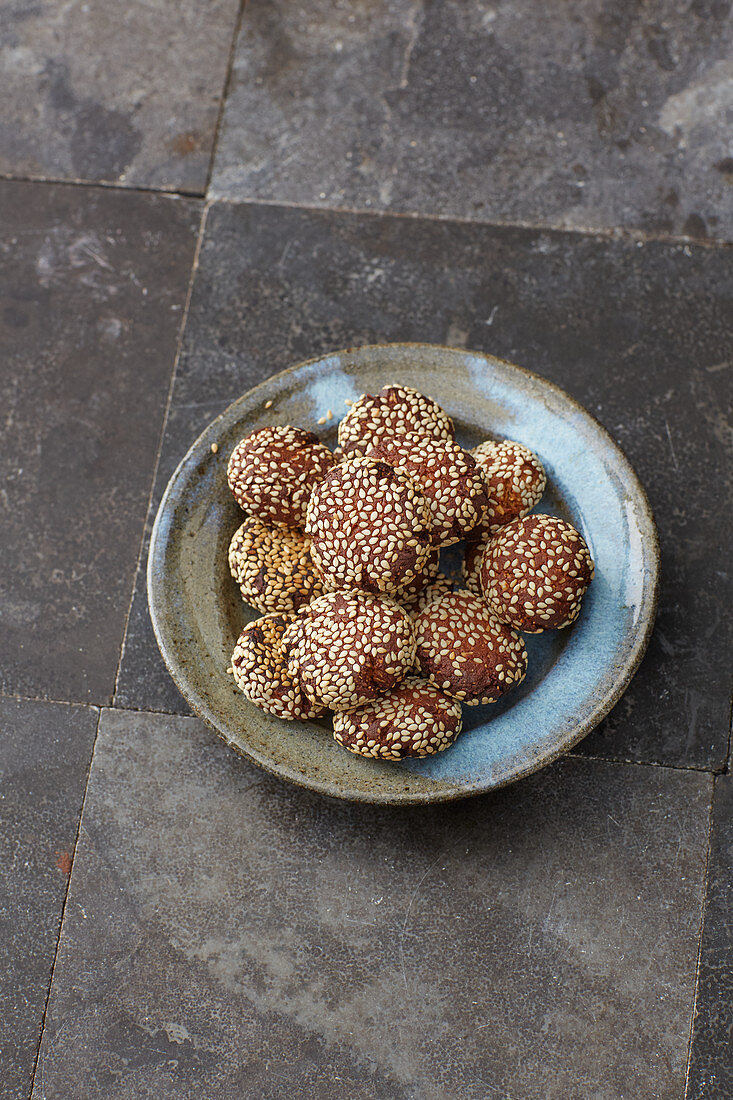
[148, 344, 659, 804]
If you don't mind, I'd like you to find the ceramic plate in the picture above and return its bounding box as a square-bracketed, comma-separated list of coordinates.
[148, 344, 659, 804]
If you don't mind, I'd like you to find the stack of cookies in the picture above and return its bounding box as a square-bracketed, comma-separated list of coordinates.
[225, 385, 594, 760]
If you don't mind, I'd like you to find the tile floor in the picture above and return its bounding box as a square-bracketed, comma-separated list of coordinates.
[1, 2, 731, 1097]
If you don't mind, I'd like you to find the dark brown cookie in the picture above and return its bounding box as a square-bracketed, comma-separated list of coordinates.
[368, 433, 488, 547]
[415, 590, 528, 705]
[305, 457, 432, 595]
[337, 384, 454, 458]
[480, 514, 594, 632]
[332, 676, 463, 759]
[228, 518, 323, 614]
[227, 425, 334, 527]
[283, 591, 416, 711]
[231, 613, 325, 720]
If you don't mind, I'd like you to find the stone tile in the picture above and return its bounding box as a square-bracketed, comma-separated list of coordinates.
[211, 0, 733, 241]
[0, 696, 98, 1100]
[0, 180, 201, 704]
[116, 202, 733, 768]
[687, 776, 733, 1100]
[34, 709, 710, 1099]
[0, 0, 241, 193]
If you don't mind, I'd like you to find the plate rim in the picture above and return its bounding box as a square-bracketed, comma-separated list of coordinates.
[147, 342, 660, 804]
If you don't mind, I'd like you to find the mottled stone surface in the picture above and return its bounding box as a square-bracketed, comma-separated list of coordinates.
[0, 181, 201, 703]
[687, 776, 733, 1100]
[33, 709, 710, 1099]
[0, 0, 241, 192]
[212, 0, 733, 240]
[0, 696, 98, 1100]
[115, 202, 733, 772]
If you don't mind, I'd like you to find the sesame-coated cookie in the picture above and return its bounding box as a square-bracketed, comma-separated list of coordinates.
[480, 514, 594, 632]
[228, 518, 323, 614]
[471, 439, 546, 536]
[227, 425, 334, 527]
[284, 591, 416, 711]
[333, 677, 463, 759]
[231, 613, 325, 720]
[368, 433, 489, 547]
[337, 384, 454, 458]
[415, 591, 528, 705]
[305, 457, 432, 595]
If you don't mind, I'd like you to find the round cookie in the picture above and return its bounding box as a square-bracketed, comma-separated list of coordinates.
[471, 439, 546, 535]
[227, 425, 334, 527]
[415, 590, 527, 705]
[338, 384, 454, 458]
[228, 518, 323, 614]
[231, 613, 325, 720]
[480, 514, 594, 632]
[368, 433, 489, 547]
[462, 537, 487, 597]
[305, 457, 432, 595]
[284, 591, 416, 711]
[333, 677, 463, 759]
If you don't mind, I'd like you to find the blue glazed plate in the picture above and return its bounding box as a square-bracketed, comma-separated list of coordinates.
[148, 344, 659, 804]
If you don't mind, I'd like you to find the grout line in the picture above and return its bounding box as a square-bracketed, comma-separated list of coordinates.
[111, 201, 212, 707]
[203, 194, 733, 251]
[0, 691, 100, 712]
[0, 689, 187, 718]
[566, 749, 724, 777]
[27, 706, 105, 1100]
[105, 700, 192, 718]
[0, 170, 203, 200]
[203, 0, 249, 195]
[101, 703, 190, 717]
[683, 775, 717, 1100]
[1, 170, 731, 252]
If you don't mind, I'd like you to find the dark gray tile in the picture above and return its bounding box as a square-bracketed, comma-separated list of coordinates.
[687, 776, 733, 1100]
[212, 0, 733, 241]
[34, 709, 709, 1099]
[0, 696, 98, 1100]
[0, 181, 202, 704]
[0, 0, 241, 192]
[116, 202, 733, 769]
